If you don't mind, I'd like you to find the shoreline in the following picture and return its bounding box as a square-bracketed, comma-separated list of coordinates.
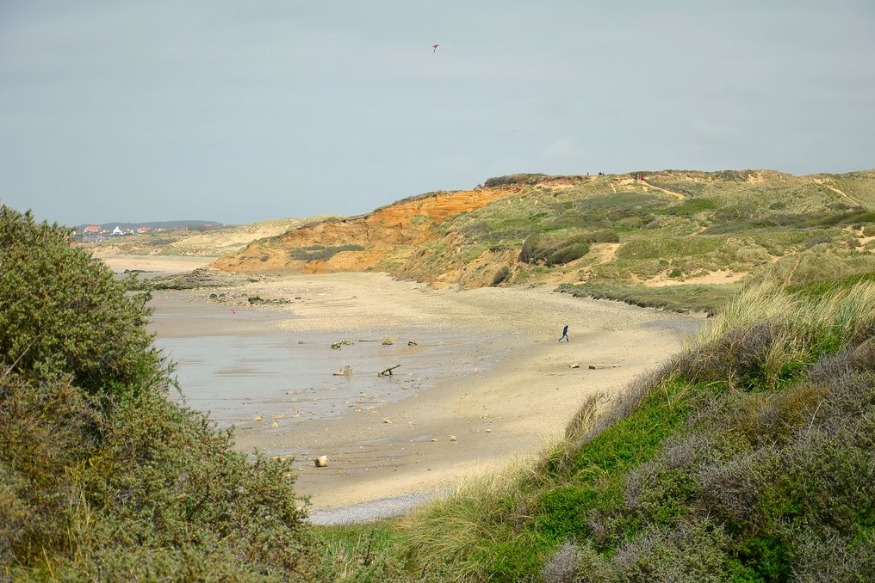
[100, 254, 705, 516]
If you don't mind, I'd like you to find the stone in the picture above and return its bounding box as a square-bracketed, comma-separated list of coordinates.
[315, 456, 328, 467]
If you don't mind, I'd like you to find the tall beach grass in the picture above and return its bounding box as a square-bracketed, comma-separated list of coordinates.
[332, 276, 875, 581]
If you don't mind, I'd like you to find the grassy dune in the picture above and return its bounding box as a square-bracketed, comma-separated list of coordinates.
[318, 277, 875, 581]
[394, 170, 875, 289]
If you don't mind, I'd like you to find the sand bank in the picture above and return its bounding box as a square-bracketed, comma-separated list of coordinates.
[94, 253, 220, 277]
[102, 255, 704, 513]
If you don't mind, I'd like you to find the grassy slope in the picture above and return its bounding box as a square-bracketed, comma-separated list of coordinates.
[317, 275, 875, 581]
[115, 169, 875, 307]
[384, 170, 875, 302]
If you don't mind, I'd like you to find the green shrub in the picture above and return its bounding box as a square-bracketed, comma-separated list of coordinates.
[575, 522, 733, 583]
[520, 233, 591, 266]
[617, 237, 723, 261]
[314, 523, 411, 580]
[0, 207, 163, 401]
[483, 173, 549, 187]
[0, 206, 319, 579]
[659, 198, 717, 216]
[588, 229, 621, 243]
[547, 241, 590, 266]
[556, 281, 740, 315]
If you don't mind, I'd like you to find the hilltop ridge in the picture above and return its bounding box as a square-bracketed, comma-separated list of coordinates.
[211, 169, 875, 289]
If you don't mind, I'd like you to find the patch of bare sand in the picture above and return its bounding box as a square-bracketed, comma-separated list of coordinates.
[645, 269, 747, 287]
[93, 253, 218, 277]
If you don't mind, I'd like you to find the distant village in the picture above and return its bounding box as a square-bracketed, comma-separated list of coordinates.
[71, 221, 221, 243]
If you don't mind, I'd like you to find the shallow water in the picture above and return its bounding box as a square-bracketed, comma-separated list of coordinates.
[150, 298, 502, 428]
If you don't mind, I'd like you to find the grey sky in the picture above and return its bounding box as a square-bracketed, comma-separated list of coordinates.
[1, 1, 873, 226]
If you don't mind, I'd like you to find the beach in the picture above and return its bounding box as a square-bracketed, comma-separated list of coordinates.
[101, 255, 705, 519]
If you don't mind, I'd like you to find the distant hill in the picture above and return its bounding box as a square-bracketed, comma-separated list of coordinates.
[211, 169, 875, 290]
[89, 217, 329, 258]
[76, 220, 223, 231]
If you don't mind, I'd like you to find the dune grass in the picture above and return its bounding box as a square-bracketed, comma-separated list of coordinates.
[318, 276, 875, 581]
[395, 169, 874, 288]
[557, 281, 741, 315]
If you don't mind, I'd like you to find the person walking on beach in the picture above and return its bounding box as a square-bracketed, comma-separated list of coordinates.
[559, 324, 570, 342]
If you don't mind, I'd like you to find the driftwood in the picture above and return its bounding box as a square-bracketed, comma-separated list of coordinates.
[378, 364, 401, 376]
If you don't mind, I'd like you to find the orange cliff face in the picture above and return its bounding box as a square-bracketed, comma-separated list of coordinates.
[210, 186, 524, 276]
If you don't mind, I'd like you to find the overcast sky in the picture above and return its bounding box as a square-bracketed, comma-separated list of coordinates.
[1, 1, 873, 226]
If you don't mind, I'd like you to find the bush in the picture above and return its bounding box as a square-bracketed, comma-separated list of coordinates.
[483, 173, 548, 187]
[0, 207, 163, 401]
[659, 198, 717, 216]
[588, 229, 621, 243]
[0, 206, 319, 579]
[556, 281, 740, 316]
[520, 233, 591, 266]
[547, 241, 590, 266]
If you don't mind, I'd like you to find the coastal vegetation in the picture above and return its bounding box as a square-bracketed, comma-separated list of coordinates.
[3, 167, 875, 580]
[317, 274, 875, 581]
[0, 207, 319, 580]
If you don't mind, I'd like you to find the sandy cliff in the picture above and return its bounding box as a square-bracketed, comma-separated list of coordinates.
[210, 184, 532, 280]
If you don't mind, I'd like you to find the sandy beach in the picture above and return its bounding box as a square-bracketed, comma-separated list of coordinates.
[99, 255, 705, 517]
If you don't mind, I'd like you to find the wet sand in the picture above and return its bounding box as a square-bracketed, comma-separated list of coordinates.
[101, 255, 704, 513]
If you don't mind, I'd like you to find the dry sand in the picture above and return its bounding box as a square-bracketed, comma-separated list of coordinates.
[95, 254, 222, 277]
[100, 255, 705, 517]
